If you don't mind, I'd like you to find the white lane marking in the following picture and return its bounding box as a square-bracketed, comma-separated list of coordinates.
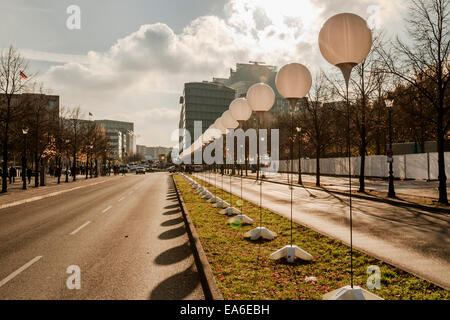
[102, 205, 112, 214]
[0, 180, 110, 211]
[70, 221, 91, 235]
[118, 196, 125, 202]
[0, 256, 42, 288]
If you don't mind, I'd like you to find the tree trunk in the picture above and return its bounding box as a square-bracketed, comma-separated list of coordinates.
[316, 146, 320, 187]
[437, 107, 448, 204]
[34, 154, 39, 187]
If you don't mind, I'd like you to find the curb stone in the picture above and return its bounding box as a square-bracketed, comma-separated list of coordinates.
[172, 174, 223, 300]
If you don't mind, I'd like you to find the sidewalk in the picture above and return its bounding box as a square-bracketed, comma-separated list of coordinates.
[233, 171, 450, 210]
[0, 174, 121, 208]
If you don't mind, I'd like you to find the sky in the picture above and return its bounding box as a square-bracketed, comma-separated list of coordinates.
[0, 0, 406, 148]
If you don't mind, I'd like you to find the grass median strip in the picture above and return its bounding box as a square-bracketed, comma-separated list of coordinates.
[174, 174, 449, 300]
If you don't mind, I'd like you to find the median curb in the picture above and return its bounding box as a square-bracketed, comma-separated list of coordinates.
[171, 174, 223, 301]
[234, 174, 450, 214]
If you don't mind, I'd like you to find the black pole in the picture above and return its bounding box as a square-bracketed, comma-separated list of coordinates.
[346, 83, 354, 289]
[257, 112, 263, 229]
[22, 134, 27, 190]
[289, 99, 298, 247]
[298, 128, 302, 185]
[388, 107, 396, 198]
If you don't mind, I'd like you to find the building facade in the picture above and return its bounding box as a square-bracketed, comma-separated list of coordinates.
[179, 81, 235, 145]
[213, 62, 289, 113]
[95, 120, 135, 160]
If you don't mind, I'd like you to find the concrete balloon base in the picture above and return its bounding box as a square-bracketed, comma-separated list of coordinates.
[270, 245, 313, 263]
[202, 192, 213, 200]
[244, 227, 276, 241]
[207, 196, 220, 204]
[323, 286, 383, 300]
[213, 200, 230, 208]
[219, 206, 241, 216]
[228, 214, 254, 226]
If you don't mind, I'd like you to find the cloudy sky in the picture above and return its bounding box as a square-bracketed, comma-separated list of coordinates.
[0, 0, 406, 147]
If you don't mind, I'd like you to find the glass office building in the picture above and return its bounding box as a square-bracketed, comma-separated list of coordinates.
[213, 62, 289, 113]
[179, 81, 235, 145]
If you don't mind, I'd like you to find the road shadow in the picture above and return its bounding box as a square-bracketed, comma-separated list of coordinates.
[163, 209, 181, 216]
[154, 242, 192, 265]
[164, 204, 179, 210]
[158, 225, 186, 240]
[149, 264, 200, 300]
[161, 217, 184, 227]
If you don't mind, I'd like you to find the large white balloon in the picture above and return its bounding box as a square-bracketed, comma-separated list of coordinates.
[246, 83, 275, 112]
[318, 13, 372, 67]
[276, 63, 312, 99]
[221, 110, 239, 129]
[229, 98, 252, 121]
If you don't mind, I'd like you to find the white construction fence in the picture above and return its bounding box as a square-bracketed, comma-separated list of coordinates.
[272, 152, 450, 180]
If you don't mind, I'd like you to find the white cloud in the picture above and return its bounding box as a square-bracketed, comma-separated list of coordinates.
[37, 0, 405, 146]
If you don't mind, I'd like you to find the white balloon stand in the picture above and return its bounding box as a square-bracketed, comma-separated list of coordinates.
[323, 286, 383, 300]
[270, 245, 313, 263]
[202, 192, 213, 200]
[228, 214, 254, 226]
[213, 200, 230, 208]
[244, 227, 276, 241]
[207, 196, 220, 204]
[219, 206, 241, 216]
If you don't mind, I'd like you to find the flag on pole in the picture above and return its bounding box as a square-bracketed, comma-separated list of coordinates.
[19, 71, 27, 79]
[89, 112, 93, 116]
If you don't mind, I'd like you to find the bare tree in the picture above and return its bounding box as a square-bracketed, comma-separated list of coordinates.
[379, 0, 450, 203]
[301, 72, 336, 186]
[0, 46, 32, 192]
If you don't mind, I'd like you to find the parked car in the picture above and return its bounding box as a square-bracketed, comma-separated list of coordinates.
[168, 166, 176, 173]
[135, 167, 145, 174]
[119, 165, 129, 173]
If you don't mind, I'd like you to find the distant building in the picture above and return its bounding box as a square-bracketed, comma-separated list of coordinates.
[179, 81, 235, 145]
[95, 120, 135, 160]
[136, 145, 172, 161]
[213, 62, 289, 113]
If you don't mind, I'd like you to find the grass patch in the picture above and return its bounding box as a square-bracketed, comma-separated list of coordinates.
[174, 174, 449, 300]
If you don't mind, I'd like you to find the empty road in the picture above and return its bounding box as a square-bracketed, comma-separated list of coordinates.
[0, 172, 204, 299]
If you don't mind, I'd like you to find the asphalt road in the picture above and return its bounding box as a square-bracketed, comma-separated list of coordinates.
[196, 172, 450, 290]
[0, 172, 204, 300]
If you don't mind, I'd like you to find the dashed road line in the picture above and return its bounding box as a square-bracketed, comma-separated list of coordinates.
[102, 205, 112, 214]
[0, 256, 43, 288]
[70, 221, 91, 235]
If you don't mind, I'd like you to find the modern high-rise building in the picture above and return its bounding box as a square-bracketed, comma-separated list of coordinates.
[179, 81, 235, 145]
[213, 61, 289, 112]
[95, 120, 135, 160]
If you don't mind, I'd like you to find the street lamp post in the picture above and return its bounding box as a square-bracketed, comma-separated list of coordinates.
[65, 139, 70, 183]
[386, 98, 396, 198]
[22, 127, 29, 190]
